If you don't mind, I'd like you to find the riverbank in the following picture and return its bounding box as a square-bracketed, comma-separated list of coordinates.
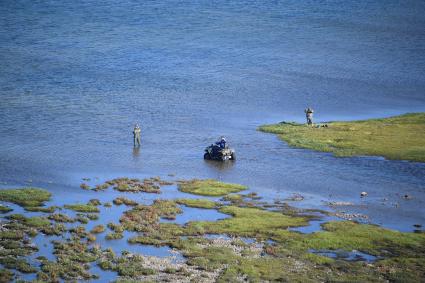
[0, 178, 424, 282]
[258, 113, 425, 162]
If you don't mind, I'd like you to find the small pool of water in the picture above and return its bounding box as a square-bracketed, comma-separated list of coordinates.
[309, 249, 378, 262]
[160, 205, 230, 225]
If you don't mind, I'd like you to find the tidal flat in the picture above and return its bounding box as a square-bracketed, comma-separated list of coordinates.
[0, 178, 423, 282]
[258, 112, 425, 162]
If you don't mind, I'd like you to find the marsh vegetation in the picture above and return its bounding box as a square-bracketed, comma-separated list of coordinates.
[259, 113, 425, 162]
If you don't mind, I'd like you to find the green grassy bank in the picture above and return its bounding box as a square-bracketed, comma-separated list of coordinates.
[258, 112, 425, 162]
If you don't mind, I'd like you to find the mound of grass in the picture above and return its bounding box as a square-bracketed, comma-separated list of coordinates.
[187, 206, 308, 238]
[7, 214, 51, 228]
[113, 197, 137, 206]
[298, 221, 425, 257]
[176, 198, 218, 209]
[91, 225, 105, 234]
[64, 204, 99, 213]
[0, 188, 51, 207]
[24, 206, 58, 213]
[37, 240, 100, 281]
[259, 112, 425, 162]
[0, 205, 12, 213]
[178, 179, 247, 196]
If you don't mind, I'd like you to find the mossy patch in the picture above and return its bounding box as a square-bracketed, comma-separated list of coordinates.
[7, 214, 51, 228]
[176, 198, 218, 209]
[187, 206, 308, 238]
[24, 206, 58, 213]
[0, 204, 12, 213]
[297, 221, 425, 257]
[259, 112, 425, 162]
[0, 188, 51, 207]
[64, 204, 99, 213]
[37, 239, 101, 281]
[178, 179, 247, 196]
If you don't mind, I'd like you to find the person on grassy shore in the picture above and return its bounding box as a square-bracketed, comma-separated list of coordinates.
[304, 107, 314, 125]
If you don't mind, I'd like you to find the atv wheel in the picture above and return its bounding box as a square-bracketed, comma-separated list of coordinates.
[204, 153, 211, 160]
[231, 152, 236, 160]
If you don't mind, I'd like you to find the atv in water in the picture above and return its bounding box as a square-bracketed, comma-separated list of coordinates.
[204, 144, 236, 161]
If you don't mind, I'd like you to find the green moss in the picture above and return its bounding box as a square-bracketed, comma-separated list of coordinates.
[0, 230, 24, 240]
[0, 188, 51, 207]
[187, 206, 308, 238]
[64, 204, 99, 213]
[176, 198, 218, 209]
[8, 214, 50, 228]
[259, 112, 425, 162]
[178, 179, 247, 196]
[24, 206, 58, 213]
[297, 221, 425, 257]
[0, 204, 12, 213]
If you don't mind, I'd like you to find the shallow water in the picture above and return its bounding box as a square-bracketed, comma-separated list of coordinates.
[309, 249, 378, 262]
[1, 2, 425, 277]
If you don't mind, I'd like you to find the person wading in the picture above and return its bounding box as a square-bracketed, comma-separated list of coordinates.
[304, 107, 314, 125]
[133, 124, 141, 147]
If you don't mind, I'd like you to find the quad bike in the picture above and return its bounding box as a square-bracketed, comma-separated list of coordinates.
[204, 144, 235, 161]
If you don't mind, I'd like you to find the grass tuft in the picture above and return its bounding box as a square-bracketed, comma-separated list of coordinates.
[178, 179, 247, 196]
[0, 188, 51, 207]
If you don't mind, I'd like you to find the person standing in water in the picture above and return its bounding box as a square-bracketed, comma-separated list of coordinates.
[133, 124, 141, 147]
[304, 107, 314, 125]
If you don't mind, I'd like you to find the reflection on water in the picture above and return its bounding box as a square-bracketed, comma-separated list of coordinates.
[309, 249, 378, 262]
[132, 146, 140, 158]
[203, 159, 235, 171]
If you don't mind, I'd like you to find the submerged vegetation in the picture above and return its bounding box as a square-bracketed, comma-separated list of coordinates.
[1, 177, 424, 282]
[259, 112, 425, 162]
[178, 179, 247, 196]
